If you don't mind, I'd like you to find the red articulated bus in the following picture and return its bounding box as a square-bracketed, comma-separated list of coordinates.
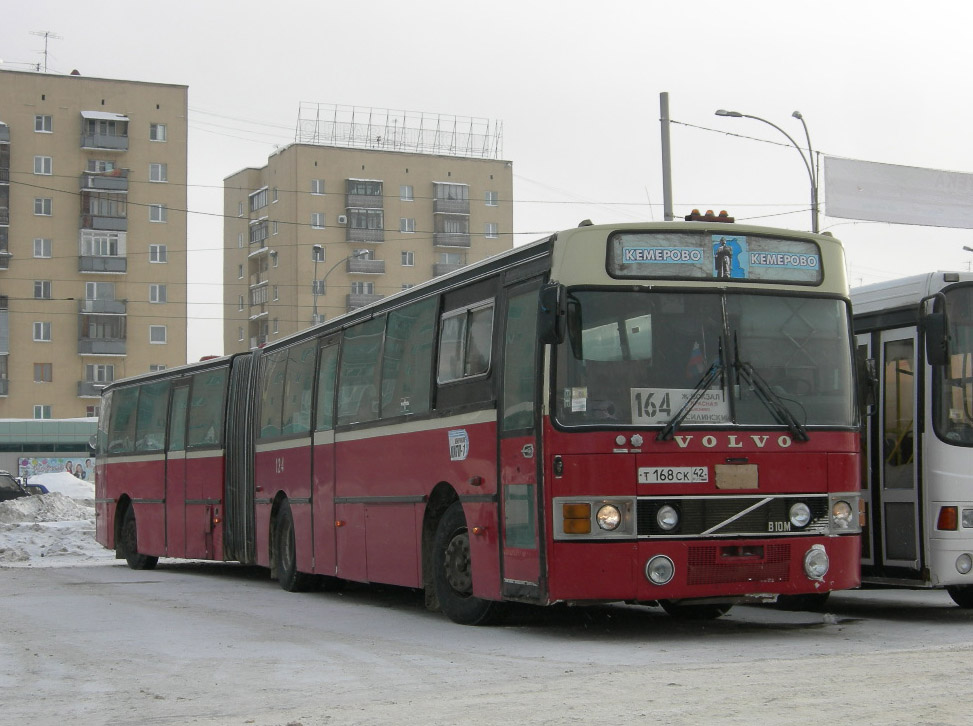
[96, 219, 862, 623]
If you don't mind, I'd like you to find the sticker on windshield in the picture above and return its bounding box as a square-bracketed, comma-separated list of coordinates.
[631, 388, 730, 425]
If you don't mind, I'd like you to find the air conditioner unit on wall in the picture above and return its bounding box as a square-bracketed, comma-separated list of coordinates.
[337, 214, 348, 225]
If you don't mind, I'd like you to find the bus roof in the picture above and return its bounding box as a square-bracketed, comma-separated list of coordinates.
[851, 271, 973, 315]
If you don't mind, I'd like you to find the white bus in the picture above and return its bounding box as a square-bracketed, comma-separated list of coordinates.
[852, 271, 973, 607]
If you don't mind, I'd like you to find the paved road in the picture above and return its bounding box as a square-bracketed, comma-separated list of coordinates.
[2, 562, 971, 725]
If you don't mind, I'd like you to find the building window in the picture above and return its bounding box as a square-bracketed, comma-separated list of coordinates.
[249, 188, 269, 212]
[238, 327, 244, 342]
[273, 187, 278, 203]
[86, 282, 115, 300]
[311, 179, 325, 195]
[33, 322, 51, 342]
[238, 264, 244, 279]
[34, 198, 53, 216]
[87, 159, 115, 173]
[401, 251, 415, 266]
[272, 221, 279, 235]
[35, 115, 53, 133]
[150, 123, 167, 141]
[438, 251, 466, 266]
[149, 364, 167, 372]
[33, 238, 52, 258]
[346, 179, 382, 196]
[238, 201, 244, 217]
[86, 405, 101, 418]
[349, 208, 383, 230]
[85, 364, 115, 383]
[150, 284, 167, 303]
[81, 230, 124, 258]
[402, 283, 414, 290]
[33, 156, 53, 175]
[238, 232, 244, 248]
[238, 295, 244, 311]
[33, 363, 53, 383]
[485, 223, 498, 239]
[485, 190, 499, 206]
[33, 405, 52, 420]
[435, 183, 469, 202]
[150, 244, 167, 263]
[149, 204, 167, 222]
[400, 217, 415, 233]
[273, 285, 279, 301]
[149, 163, 168, 182]
[400, 185, 414, 201]
[33, 281, 52, 300]
[350, 281, 374, 295]
[272, 252, 278, 268]
[311, 213, 325, 229]
[149, 325, 167, 344]
[273, 318, 279, 334]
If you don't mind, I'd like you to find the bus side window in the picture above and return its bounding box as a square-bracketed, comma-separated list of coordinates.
[381, 297, 436, 418]
[437, 301, 495, 383]
[187, 369, 228, 448]
[107, 386, 138, 454]
[315, 344, 339, 431]
[281, 341, 316, 436]
[338, 316, 386, 426]
[135, 381, 170, 452]
[258, 350, 287, 439]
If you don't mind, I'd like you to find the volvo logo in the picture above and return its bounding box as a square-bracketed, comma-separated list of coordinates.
[671, 434, 794, 449]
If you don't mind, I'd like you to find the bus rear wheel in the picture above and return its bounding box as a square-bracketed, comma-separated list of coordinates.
[432, 502, 502, 625]
[660, 600, 732, 620]
[275, 499, 314, 593]
[946, 585, 973, 609]
[120, 506, 158, 571]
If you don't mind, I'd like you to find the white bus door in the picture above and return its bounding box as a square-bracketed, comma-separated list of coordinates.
[877, 329, 921, 570]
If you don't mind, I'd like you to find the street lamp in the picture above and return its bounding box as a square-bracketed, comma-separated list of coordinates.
[715, 108, 820, 233]
[311, 247, 369, 325]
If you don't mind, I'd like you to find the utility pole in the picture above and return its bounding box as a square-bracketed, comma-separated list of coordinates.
[660, 92, 674, 221]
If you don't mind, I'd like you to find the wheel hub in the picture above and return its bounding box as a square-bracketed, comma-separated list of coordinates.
[443, 530, 472, 595]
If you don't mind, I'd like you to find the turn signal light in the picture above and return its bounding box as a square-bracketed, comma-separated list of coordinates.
[562, 503, 591, 534]
[937, 506, 959, 531]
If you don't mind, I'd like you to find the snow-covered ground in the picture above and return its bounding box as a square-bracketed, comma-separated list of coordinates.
[0, 471, 114, 567]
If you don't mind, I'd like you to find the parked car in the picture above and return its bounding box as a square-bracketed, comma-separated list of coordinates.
[23, 482, 49, 495]
[0, 471, 29, 502]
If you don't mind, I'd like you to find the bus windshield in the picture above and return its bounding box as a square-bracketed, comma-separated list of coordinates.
[934, 285, 973, 446]
[554, 290, 855, 430]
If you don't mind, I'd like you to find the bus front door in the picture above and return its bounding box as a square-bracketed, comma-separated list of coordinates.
[877, 329, 921, 572]
[165, 383, 190, 558]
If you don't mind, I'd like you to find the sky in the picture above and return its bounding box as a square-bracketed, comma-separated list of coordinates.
[4, 0, 973, 361]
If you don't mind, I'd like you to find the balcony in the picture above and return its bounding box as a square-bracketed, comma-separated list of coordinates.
[78, 339, 126, 355]
[79, 299, 127, 315]
[346, 227, 385, 244]
[433, 262, 464, 277]
[250, 335, 267, 349]
[347, 257, 386, 274]
[81, 214, 127, 232]
[0, 207, 7, 225]
[81, 170, 129, 192]
[0, 379, 7, 396]
[433, 233, 471, 248]
[433, 198, 470, 215]
[77, 381, 108, 398]
[79, 256, 127, 273]
[0, 168, 8, 184]
[346, 192, 383, 209]
[81, 133, 129, 151]
[0, 124, 8, 142]
[346, 293, 383, 310]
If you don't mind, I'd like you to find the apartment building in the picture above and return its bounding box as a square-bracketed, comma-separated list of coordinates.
[0, 69, 187, 418]
[223, 106, 513, 352]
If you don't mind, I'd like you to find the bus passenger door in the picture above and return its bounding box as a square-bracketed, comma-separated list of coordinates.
[498, 280, 543, 600]
[165, 383, 190, 558]
[856, 334, 875, 569]
[878, 329, 921, 570]
[312, 338, 340, 575]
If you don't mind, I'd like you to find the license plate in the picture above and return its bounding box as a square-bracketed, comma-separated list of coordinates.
[638, 466, 709, 484]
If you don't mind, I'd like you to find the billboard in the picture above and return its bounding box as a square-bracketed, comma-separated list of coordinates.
[825, 156, 973, 229]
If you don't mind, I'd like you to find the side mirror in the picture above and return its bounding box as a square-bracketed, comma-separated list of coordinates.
[924, 311, 949, 366]
[538, 282, 566, 344]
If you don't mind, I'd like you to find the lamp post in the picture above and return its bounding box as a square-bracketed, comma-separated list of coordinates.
[311, 247, 368, 325]
[715, 108, 820, 233]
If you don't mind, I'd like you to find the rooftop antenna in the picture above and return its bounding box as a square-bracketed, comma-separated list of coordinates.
[30, 30, 62, 73]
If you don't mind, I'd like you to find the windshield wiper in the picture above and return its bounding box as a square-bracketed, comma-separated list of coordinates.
[657, 354, 724, 441]
[735, 360, 809, 442]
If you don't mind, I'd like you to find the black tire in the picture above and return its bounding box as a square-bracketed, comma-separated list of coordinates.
[946, 585, 973, 609]
[119, 506, 158, 571]
[275, 499, 314, 592]
[432, 502, 502, 625]
[775, 592, 831, 612]
[660, 600, 732, 620]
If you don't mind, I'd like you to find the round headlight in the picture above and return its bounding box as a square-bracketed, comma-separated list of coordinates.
[596, 504, 621, 531]
[645, 555, 675, 585]
[656, 505, 679, 531]
[956, 553, 973, 575]
[832, 500, 854, 529]
[789, 502, 812, 528]
[804, 545, 830, 580]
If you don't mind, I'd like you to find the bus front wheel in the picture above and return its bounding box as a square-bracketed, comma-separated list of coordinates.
[432, 502, 502, 625]
[946, 585, 973, 608]
[274, 499, 314, 593]
[120, 506, 158, 571]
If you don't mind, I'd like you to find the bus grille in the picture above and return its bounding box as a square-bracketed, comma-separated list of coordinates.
[686, 543, 791, 585]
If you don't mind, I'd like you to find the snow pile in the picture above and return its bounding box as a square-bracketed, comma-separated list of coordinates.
[0, 472, 113, 567]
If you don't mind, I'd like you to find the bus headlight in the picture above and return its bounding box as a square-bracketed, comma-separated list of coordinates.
[956, 554, 973, 575]
[596, 504, 621, 531]
[645, 555, 675, 585]
[832, 500, 854, 529]
[656, 505, 679, 531]
[804, 545, 830, 580]
[789, 502, 812, 528]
